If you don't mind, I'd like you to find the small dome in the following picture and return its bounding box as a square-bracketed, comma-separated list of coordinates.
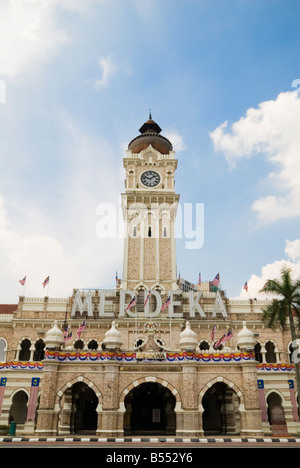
[179, 321, 198, 352]
[44, 321, 64, 349]
[236, 321, 255, 351]
[102, 321, 123, 350]
[128, 115, 173, 155]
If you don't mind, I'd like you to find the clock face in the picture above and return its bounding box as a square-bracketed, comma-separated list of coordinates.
[140, 170, 161, 188]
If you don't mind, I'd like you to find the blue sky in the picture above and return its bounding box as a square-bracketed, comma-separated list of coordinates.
[0, 0, 299, 302]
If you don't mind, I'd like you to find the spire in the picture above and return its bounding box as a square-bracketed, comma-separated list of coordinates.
[139, 113, 162, 134]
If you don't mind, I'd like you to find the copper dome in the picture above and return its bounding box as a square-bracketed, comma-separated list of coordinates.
[128, 115, 173, 155]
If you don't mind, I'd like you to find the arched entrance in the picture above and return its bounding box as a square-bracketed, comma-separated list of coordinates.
[9, 390, 28, 425]
[124, 382, 176, 435]
[71, 382, 98, 434]
[202, 382, 240, 435]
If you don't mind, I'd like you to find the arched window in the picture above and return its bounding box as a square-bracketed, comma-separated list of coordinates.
[199, 341, 210, 351]
[254, 342, 263, 363]
[19, 339, 31, 361]
[33, 339, 45, 361]
[74, 340, 84, 350]
[265, 341, 277, 363]
[0, 338, 6, 362]
[88, 340, 98, 350]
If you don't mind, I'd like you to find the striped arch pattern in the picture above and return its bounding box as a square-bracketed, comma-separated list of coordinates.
[56, 376, 103, 409]
[198, 376, 244, 411]
[119, 376, 182, 409]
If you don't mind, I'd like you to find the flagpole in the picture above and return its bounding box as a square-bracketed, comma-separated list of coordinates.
[135, 304, 138, 345]
[169, 312, 172, 349]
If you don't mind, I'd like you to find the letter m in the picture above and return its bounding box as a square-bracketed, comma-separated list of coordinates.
[71, 290, 93, 317]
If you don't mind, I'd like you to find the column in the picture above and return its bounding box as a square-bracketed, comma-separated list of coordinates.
[98, 363, 122, 437]
[35, 361, 59, 436]
[241, 360, 264, 437]
[178, 364, 200, 437]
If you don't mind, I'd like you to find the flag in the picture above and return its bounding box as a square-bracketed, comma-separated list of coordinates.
[76, 320, 86, 339]
[243, 282, 248, 292]
[115, 271, 118, 286]
[144, 290, 151, 307]
[63, 328, 73, 342]
[161, 296, 171, 312]
[212, 273, 220, 287]
[0, 378, 7, 417]
[19, 276, 26, 286]
[177, 272, 181, 285]
[211, 324, 216, 341]
[125, 297, 136, 312]
[42, 276, 50, 288]
[198, 272, 201, 285]
[26, 378, 40, 422]
[213, 328, 233, 349]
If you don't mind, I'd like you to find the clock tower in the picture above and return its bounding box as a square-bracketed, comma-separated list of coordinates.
[121, 115, 180, 296]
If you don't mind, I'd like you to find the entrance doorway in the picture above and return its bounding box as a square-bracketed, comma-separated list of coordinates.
[202, 382, 240, 435]
[71, 382, 98, 434]
[124, 382, 176, 435]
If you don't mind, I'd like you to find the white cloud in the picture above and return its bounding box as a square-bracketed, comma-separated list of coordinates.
[0, 0, 99, 80]
[0, 112, 124, 302]
[285, 239, 300, 262]
[210, 90, 300, 224]
[93, 55, 119, 89]
[0, 0, 68, 79]
[233, 238, 300, 300]
[164, 130, 185, 152]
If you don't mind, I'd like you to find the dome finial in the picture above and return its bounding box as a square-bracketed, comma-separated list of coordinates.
[149, 109, 152, 120]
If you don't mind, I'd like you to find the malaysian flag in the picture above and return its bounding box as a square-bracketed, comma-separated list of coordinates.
[125, 297, 136, 312]
[144, 290, 151, 307]
[26, 378, 40, 422]
[198, 272, 201, 285]
[243, 282, 248, 292]
[19, 276, 26, 286]
[161, 296, 171, 312]
[213, 328, 233, 349]
[76, 320, 86, 339]
[42, 276, 50, 288]
[63, 327, 73, 342]
[212, 273, 220, 287]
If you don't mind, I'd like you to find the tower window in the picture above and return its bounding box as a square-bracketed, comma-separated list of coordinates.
[148, 226, 152, 237]
[163, 226, 168, 238]
[133, 226, 137, 237]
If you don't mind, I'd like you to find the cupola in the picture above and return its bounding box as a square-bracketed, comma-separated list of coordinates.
[44, 321, 64, 350]
[102, 321, 123, 351]
[179, 321, 198, 352]
[236, 321, 255, 352]
[128, 114, 173, 155]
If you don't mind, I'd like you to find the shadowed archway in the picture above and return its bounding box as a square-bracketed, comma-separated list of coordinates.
[124, 382, 176, 435]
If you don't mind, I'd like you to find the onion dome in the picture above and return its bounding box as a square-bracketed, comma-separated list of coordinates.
[236, 321, 255, 351]
[102, 321, 123, 351]
[44, 321, 64, 349]
[128, 113, 173, 155]
[179, 321, 198, 352]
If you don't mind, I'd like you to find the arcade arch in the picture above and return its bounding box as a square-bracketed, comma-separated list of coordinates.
[199, 379, 242, 436]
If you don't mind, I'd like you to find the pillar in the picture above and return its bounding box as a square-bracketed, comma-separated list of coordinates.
[35, 361, 59, 436]
[177, 364, 199, 437]
[98, 363, 122, 437]
[240, 360, 264, 437]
